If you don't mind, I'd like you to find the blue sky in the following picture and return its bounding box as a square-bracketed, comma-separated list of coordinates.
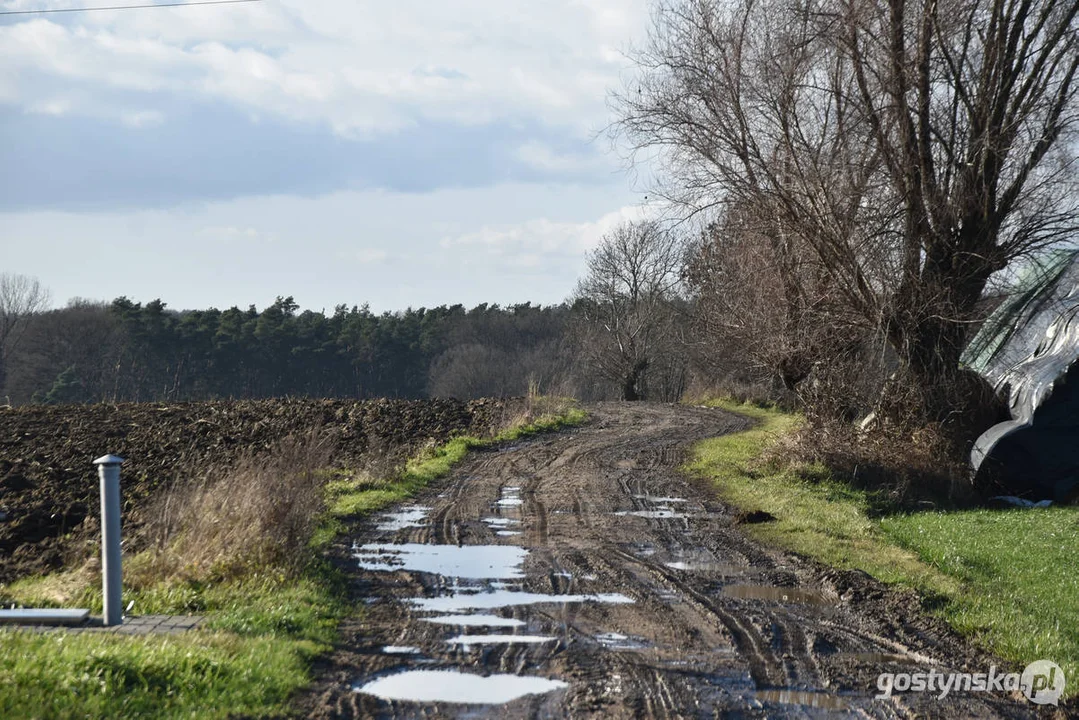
[0, 0, 652, 312]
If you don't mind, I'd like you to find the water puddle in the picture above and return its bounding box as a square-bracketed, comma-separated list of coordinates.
[381, 645, 421, 655]
[354, 543, 528, 580]
[354, 669, 568, 704]
[595, 632, 648, 650]
[614, 510, 689, 519]
[665, 561, 747, 574]
[756, 689, 848, 709]
[495, 486, 523, 507]
[411, 590, 634, 613]
[447, 634, 556, 647]
[632, 495, 687, 504]
[722, 584, 827, 605]
[483, 517, 519, 527]
[422, 614, 526, 628]
[495, 530, 521, 537]
[375, 506, 430, 532]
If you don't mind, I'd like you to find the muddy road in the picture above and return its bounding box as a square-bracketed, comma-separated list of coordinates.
[303, 403, 1048, 718]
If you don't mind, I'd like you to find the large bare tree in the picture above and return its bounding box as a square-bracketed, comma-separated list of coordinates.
[0, 274, 50, 399]
[615, 0, 1079, 426]
[573, 220, 685, 400]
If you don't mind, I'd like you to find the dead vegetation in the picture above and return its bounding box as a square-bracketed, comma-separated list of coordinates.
[135, 431, 334, 584]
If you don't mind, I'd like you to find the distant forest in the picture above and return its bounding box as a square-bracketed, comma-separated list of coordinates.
[2, 297, 599, 404]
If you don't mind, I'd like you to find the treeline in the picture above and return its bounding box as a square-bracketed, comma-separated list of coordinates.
[1, 296, 619, 405]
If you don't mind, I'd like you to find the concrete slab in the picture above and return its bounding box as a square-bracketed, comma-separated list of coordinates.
[0, 608, 90, 625]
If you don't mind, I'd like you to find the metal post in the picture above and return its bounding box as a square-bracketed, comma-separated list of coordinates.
[93, 454, 124, 626]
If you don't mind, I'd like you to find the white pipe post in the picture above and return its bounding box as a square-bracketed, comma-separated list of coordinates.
[93, 454, 125, 626]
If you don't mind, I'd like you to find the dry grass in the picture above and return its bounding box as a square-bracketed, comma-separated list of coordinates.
[775, 419, 974, 510]
[132, 431, 333, 585]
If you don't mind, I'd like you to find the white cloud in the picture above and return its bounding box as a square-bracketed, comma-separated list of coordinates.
[351, 248, 389, 264]
[121, 109, 164, 127]
[440, 204, 653, 260]
[0, 0, 650, 137]
[200, 224, 265, 241]
[1, 182, 643, 312]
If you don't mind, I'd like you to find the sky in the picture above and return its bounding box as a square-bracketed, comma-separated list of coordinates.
[0, 0, 653, 313]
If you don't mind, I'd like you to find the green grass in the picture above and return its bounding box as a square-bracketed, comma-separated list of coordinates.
[883, 508, 1079, 688]
[0, 631, 313, 720]
[1, 400, 587, 718]
[688, 398, 1079, 696]
[321, 404, 586, 525]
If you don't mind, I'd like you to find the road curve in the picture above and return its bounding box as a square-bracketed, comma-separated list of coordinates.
[302, 402, 1041, 719]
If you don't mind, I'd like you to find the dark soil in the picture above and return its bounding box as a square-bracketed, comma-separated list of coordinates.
[301, 403, 1070, 719]
[0, 397, 519, 584]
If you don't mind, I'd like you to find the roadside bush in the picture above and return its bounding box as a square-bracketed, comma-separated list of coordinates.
[772, 420, 974, 510]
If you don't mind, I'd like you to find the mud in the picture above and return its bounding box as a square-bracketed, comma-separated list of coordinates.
[301, 403, 1064, 719]
[0, 397, 517, 583]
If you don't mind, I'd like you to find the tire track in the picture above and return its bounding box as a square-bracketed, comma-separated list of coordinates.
[302, 403, 1042, 719]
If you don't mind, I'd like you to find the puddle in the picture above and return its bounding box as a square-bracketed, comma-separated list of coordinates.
[422, 614, 526, 628]
[495, 486, 523, 506]
[614, 510, 689, 519]
[411, 590, 634, 613]
[483, 517, 519, 527]
[375, 506, 430, 532]
[665, 561, 747, 574]
[632, 495, 687, 503]
[595, 632, 648, 650]
[447, 634, 556, 646]
[354, 669, 568, 704]
[722, 585, 827, 605]
[381, 645, 421, 654]
[354, 543, 528, 580]
[495, 530, 521, 537]
[756, 689, 848, 709]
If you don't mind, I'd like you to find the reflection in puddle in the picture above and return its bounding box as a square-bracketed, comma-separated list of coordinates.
[354, 543, 528, 580]
[354, 669, 568, 704]
[756, 689, 848, 709]
[495, 486, 523, 507]
[632, 495, 687, 503]
[381, 645, 420, 654]
[615, 510, 689, 519]
[483, 517, 519, 527]
[595, 632, 648, 650]
[422, 614, 526, 628]
[447, 634, 556, 646]
[665, 561, 746, 574]
[496, 530, 521, 537]
[411, 590, 634, 613]
[722, 585, 827, 604]
[375, 506, 430, 532]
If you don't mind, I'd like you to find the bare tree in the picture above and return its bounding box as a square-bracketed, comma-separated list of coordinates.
[573, 220, 686, 400]
[614, 0, 1079, 428]
[0, 274, 50, 399]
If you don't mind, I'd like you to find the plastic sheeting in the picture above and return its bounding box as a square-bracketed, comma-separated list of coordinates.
[963, 249, 1079, 501]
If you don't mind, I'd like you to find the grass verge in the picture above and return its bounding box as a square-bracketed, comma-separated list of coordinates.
[1, 399, 587, 719]
[687, 399, 1078, 696]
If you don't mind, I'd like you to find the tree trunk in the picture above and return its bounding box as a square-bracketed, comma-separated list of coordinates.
[622, 360, 649, 401]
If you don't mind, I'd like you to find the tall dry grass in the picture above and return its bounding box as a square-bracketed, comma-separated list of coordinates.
[133, 431, 333, 583]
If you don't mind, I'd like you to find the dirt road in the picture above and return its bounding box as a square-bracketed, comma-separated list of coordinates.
[302, 403, 1050, 718]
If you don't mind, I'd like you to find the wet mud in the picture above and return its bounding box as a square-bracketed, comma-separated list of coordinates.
[301, 403, 1059, 719]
